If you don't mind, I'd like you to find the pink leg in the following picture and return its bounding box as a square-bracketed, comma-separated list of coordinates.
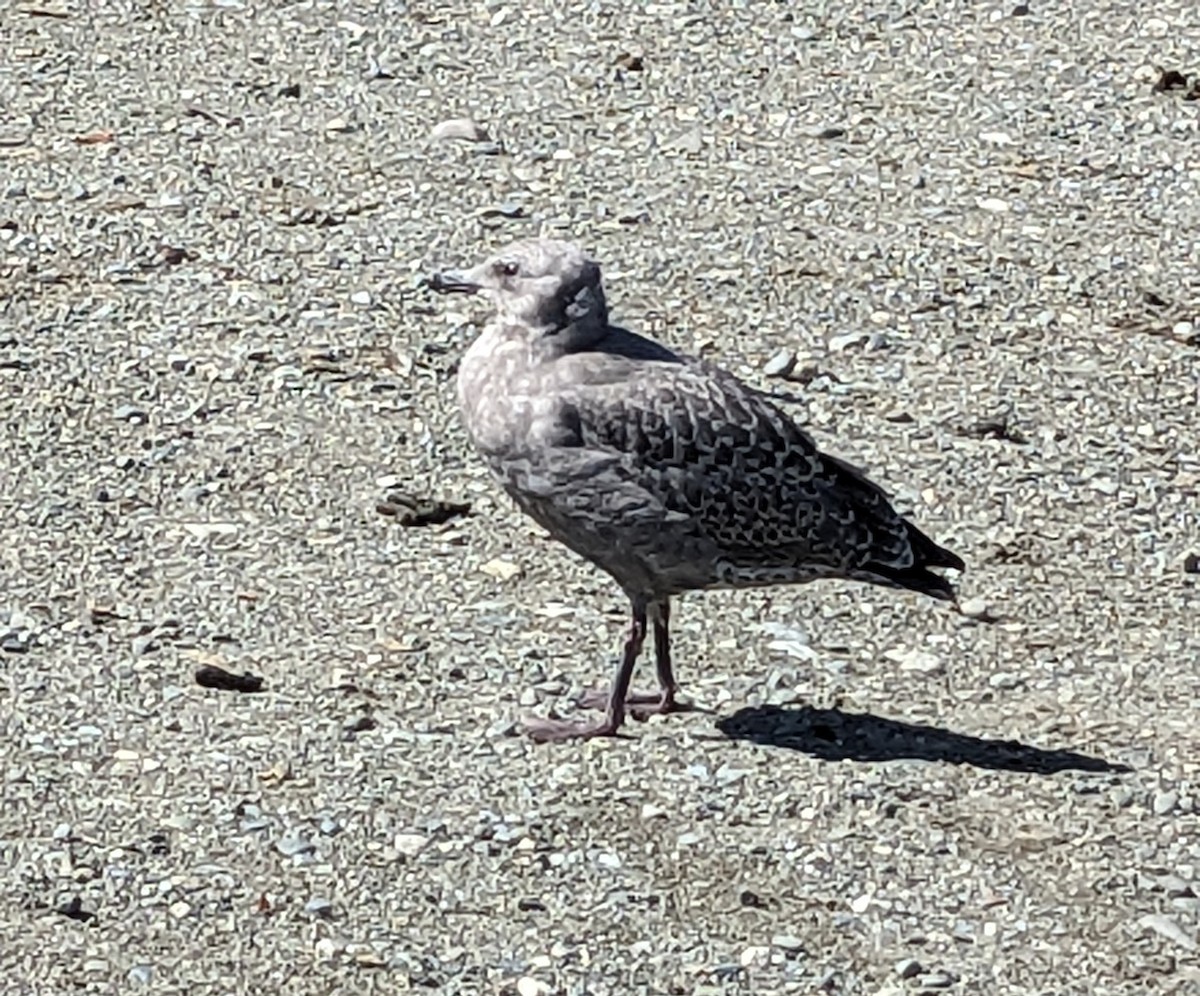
[577, 598, 688, 720]
[645, 598, 679, 714]
[522, 601, 646, 743]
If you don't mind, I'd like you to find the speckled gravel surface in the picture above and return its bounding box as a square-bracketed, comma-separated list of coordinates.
[2, 2, 1199, 994]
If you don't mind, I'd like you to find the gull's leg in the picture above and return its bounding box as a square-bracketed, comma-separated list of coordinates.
[578, 597, 689, 718]
[626, 597, 684, 719]
[648, 597, 679, 709]
[522, 600, 646, 743]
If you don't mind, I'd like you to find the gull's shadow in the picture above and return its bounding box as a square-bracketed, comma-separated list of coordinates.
[716, 705, 1131, 775]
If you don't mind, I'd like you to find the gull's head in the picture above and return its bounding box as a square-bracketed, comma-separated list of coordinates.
[427, 239, 608, 340]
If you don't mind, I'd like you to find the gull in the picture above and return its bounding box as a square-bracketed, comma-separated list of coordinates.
[428, 239, 964, 742]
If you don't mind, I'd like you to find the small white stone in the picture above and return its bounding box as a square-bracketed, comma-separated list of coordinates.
[762, 348, 795, 378]
[516, 977, 548, 996]
[182, 522, 239, 539]
[394, 832, 429, 857]
[481, 558, 522, 581]
[1153, 791, 1178, 816]
[976, 196, 1010, 213]
[431, 117, 489, 142]
[350, 289, 372, 306]
[959, 597, 992, 619]
[127, 965, 154, 985]
[828, 330, 867, 351]
[314, 937, 343, 961]
[740, 945, 771, 968]
[168, 900, 190, 918]
[883, 647, 943, 675]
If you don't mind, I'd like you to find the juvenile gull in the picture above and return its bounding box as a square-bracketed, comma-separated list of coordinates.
[428, 239, 964, 742]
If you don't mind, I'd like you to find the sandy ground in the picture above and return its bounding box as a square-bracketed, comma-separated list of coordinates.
[2, 1, 1199, 993]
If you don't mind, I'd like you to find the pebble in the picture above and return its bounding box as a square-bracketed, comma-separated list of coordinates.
[314, 937, 344, 961]
[114, 403, 147, 423]
[431, 117, 489, 143]
[1138, 913, 1197, 952]
[739, 945, 771, 968]
[394, 832, 429, 857]
[895, 958, 922, 979]
[350, 289, 372, 306]
[304, 897, 334, 919]
[182, 522, 239, 539]
[762, 348, 796, 378]
[976, 196, 1010, 213]
[884, 647, 943, 675]
[1, 630, 33, 653]
[350, 947, 388, 968]
[481, 558, 523, 581]
[918, 972, 956, 989]
[1153, 790, 1178, 816]
[786, 356, 821, 383]
[828, 330, 867, 351]
[516, 977, 548, 996]
[127, 965, 154, 985]
[275, 832, 315, 857]
[849, 891, 873, 914]
[958, 597, 994, 621]
[1172, 320, 1194, 339]
[1157, 874, 1194, 898]
[771, 934, 805, 955]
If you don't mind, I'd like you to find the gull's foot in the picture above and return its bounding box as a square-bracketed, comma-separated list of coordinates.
[577, 688, 691, 721]
[521, 714, 625, 743]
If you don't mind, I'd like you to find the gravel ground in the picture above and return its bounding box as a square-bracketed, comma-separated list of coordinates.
[2, 2, 1199, 993]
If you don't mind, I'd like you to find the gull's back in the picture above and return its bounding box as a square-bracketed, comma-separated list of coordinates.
[461, 317, 962, 603]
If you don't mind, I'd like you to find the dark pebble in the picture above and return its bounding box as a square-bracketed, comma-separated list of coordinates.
[194, 664, 264, 694]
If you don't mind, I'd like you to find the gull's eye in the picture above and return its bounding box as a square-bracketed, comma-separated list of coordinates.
[497, 259, 520, 277]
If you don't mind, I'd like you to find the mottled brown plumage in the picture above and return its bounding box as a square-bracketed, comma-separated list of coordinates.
[429, 239, 963, 741]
